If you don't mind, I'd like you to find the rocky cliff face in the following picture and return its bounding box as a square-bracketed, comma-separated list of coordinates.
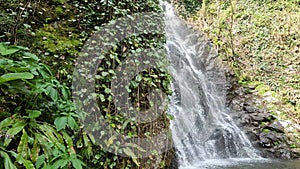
[226, 71, 300, 159]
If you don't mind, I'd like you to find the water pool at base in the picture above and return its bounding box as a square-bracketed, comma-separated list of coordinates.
[180, 158, 300, 169]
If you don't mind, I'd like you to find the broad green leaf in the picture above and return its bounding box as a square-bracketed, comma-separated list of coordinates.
[130, 81, 138, 88]
[5, 80, 32, 94]
[0, 117, 13, 129]
[38, 124, 63, 143]
[108, 69, 114, 74]
[71, 159, 85, 169]
[54, 117, 68, 131]
[17, 129, 29, 159]
[4, 121, 26, 147]
[31, 137, 40, 162]
[61, 86, 69, 99]
[122, 119, 131, 130]
[0, 72, 34, 84]
[7, 121, 26, 135]
[16, 156, 35, 169]
[40, 63, 53, 76]
[15, 45, 29, 50]
[50, 88, 58, 101]
[83, 132, 90, 147]
[51, 159, 68, 169]
[0, 151, 17, 169]
[27, 110, 42, 119]
[35, 154, 45, 169]
[23, 160, 35, 169]
[0, 43, 6, 55]
[35, 134, 51, 160]
[23, 52, 39, 61]
[4, 48, 20, 55]
[67, 116, 77, 130]
[61, 131, 75, 154]
[0, 43, 20, 56]
[125, 86, 131, 93]
[41, 164, 51, 169]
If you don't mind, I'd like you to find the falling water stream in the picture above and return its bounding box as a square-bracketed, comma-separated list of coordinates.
[162, 2, 300, 169]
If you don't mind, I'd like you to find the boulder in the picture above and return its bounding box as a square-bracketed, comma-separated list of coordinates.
[250, 113, 273, 122]
[265, 122, 285, 133]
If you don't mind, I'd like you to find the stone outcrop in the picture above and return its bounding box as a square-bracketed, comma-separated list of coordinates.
[225, 71, 300, 159]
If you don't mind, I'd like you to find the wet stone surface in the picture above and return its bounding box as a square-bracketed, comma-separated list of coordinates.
[225, 71, 300, 159]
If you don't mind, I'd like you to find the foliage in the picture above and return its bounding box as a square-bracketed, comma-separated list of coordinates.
[173, 0, 203, 17]
[1, 0, 174, 168]
[0, 43, 85, 169]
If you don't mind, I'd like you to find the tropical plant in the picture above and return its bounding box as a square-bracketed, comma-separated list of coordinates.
[0, 43, 85, 169]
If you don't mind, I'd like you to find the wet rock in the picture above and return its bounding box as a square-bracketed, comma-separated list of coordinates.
[168, 151, 179, 169]
[234, 87, 247, 96]
[206, 128, 238, 158]
[259, 131, 284, 148]
[265, 122, 285, 133]
[250, 113, 273, 122]
[245, 129, 259, 142]
[225, 68, 300, 159]
[243, 105, 259, 113]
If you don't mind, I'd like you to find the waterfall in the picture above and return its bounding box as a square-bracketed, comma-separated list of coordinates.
[161, 2, 261, 168]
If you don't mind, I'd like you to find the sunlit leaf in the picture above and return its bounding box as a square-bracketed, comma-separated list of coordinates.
[0, 43, 20, 56]
[54, 117, 68, 131]
[23, 52, 39, 61]
[35, 154, 45, 169]
[4, 121, 26, 147]
[17, 129, 29, 159]
[71, 158, 85, 169]
[0, 72, 34, 84]
[0, 151, 17, 169]
[27, 110, 42, 119]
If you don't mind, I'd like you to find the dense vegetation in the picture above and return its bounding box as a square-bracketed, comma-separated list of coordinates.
[174, 0, 300, 149]
[0, 0, 174, 168]
[1, 0, 299, 168]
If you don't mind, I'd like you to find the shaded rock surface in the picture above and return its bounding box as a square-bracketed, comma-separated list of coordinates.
[225, 70, 300, 159]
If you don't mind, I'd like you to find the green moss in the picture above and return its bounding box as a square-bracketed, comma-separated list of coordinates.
[260, 122, 267, 127]
[54, 6, 64, 15]
[255, 84, 270, 95]
[290, 144, 297, 148]
[34, 24, 82, 55]
[274, 141, 280, 146]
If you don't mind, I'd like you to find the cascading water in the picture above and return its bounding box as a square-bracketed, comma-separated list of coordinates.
[161, 2, 262, 168]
